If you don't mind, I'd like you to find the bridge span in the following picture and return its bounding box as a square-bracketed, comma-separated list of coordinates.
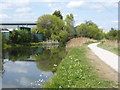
[0, 22, 37, 25]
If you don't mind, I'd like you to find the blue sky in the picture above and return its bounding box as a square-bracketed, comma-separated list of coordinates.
[0, 0, 119, 31]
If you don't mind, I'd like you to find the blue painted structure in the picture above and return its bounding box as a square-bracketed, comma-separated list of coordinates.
[19, 26, 31, 32]
[18, 26, 43, 41]
[1, 31, 9, 40]
[35, 33, 43, 40]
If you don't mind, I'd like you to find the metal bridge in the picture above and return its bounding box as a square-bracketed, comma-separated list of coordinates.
[0, 22, 37, 25]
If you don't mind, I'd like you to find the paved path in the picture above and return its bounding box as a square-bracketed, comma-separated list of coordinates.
[88, 43, 119, 72]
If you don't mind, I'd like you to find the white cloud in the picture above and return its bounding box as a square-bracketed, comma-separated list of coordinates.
[0, 3, 13, 10]
[14, 7, 34, 20]
[66, 1, 85, 8]
[0, 14, 9, 19]
[1, 0, 69, 3]
[98, 26, 102, 29]
[14, 12, 35, 19]
[16, 7, 31, 13]
[15, 61, 30, 66]
[0, 0, 30, 12]
[31, 0, 71, 2]
[90, 4, 106, 12]
[94, 0, 118, 3]
[112, 20, 118, 23]
[19, 77, 31, 86]
[48, 3, 66, 12]
[66, 0, 118, 12]
[103, 30, 109, 33]
[4, 63, 28, 73]
[2, 0, 29, 5]
[92, 0, 118, 8]
[75, 23, 81, 26]
[38, 0, 61, 2]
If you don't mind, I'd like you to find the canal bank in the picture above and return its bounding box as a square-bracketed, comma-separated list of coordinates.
[44, 43, 117, 88]
[2, 41, 60, 49]
[1, 38, 118, 88]
[2, 45, 67, 88]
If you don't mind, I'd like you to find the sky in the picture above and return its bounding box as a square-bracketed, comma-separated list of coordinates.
[0, 0, 119, 31]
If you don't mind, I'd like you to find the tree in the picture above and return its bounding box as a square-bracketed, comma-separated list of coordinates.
[76, 24, 88, 37]
[76, 21, 104, 40]
[105, 28, 118, 40]
[9, 30, 31, 44]
[59, 30, 68, 43]
[34, 47, 66, 71]
[52, 10, 63, 19]
[31, 27, 38, 33]
[65, 13, 75, 39]
[37, 14, 68, 43]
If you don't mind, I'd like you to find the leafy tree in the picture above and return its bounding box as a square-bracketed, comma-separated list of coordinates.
[76, 24, 88, 37]
[31, 27, 38, 33]
[2, 34, 9, 44]
[85, 20, 98, 28]
[9, 30, 31, 44]
[52, 10, 63, 19]
[34, 47, 66, 72]
[65, 14, 75, 39]
[105, 28, 118, 40]
[59, 30, 68, 43]
[37, 14, 68, 43]
[118, 30, 120, 42]
[76, 21, 104, 40]
[111, 27, 114, 30]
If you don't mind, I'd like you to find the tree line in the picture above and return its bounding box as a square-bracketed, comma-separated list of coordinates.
[105, 28, 119, 40]
[32, 10, 75, 43]
[2, 10, 119, 45]
[35, 10, 118, 42]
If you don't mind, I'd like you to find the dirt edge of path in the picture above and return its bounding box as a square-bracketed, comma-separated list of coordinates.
[87, 47, 118, 85]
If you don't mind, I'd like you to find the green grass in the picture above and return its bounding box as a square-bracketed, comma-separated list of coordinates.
[98, 43, 119, 56]
[84, 41, 98, 45]
[44, 46, 116, 88]
[2, 43, 42, 49]
[3, 42, 60, 49]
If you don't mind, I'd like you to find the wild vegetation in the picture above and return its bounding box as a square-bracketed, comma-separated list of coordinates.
[44, 45, 116, 88]
[2, 10, 118, 46]
[76, 20, 104, 40]
[1, 10, 118, 88]
[37, 14, 68, 43]
[98, 40, 119, 55]
[105, 28, 118, 40]
[97, 28, 119, 55]
[66, 37, 96, 49]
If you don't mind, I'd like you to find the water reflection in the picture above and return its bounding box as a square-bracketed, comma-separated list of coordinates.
[2, 45, 66, 88]
[34, 46, 66, 73]
[2, 47, 43, 61]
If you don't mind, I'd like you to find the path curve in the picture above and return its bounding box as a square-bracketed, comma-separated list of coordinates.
[88, 43, 119, 72]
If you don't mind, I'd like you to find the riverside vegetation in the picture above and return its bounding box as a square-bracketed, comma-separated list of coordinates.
[1, 10, 119, 88]
[98, 40, 119, 56]
[44, 43, 117, 88]
[2, 10, 109, 49]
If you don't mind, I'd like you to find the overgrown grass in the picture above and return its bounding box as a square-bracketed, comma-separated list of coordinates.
[2, 42, 60, 49]
[44, 46, 116, 88]
[84, 41, 98, 45]
[98, 41, 119, 56]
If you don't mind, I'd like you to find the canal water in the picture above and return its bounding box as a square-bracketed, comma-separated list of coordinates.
[1, 45, 67, 88]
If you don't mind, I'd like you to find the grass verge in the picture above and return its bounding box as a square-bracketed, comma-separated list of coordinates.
[3, 42, 59, 49]
[44, 45, 116, 88]
[98, 42, 119, 56]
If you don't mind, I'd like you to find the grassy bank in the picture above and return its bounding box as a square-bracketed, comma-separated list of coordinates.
[3, 43, 41, 49]
[44, 45, 116, 88]
[98, 41, 119, 55]
[3, 42, 60, 49]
